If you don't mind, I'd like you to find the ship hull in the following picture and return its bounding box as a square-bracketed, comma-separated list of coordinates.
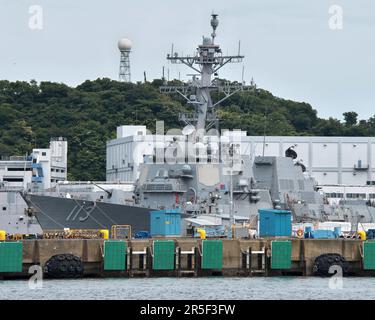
[26, 194, 154, 232]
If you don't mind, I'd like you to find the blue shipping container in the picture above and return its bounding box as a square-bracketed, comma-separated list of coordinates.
[150, 209, 181, 236]
[258, 209, 292, 237]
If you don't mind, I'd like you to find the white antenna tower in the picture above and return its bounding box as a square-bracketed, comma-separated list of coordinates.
[118, 38, 132, 82]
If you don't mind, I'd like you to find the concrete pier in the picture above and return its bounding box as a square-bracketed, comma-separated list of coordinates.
[1, 238, 374, 279]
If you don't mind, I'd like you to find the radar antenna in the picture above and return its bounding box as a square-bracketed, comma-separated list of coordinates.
[160, 14, 255, 138]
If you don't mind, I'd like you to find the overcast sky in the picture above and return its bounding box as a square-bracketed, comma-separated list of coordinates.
[0, 0, 374, 120]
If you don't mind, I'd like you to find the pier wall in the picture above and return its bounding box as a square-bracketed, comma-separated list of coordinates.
[1, 238, 373, 279]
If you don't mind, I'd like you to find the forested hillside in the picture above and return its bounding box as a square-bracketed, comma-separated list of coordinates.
[0, 78, 374, 180]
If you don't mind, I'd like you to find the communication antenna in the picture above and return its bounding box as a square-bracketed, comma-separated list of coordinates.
[211, 13, 219, 43]
[118, 38, 132, 82]
[262, 112, 268, 157]
[250, 77, 256, 88]
[160, 13, 252, 137]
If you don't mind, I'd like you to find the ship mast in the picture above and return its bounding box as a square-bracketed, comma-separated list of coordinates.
[160, 14, 254, 139]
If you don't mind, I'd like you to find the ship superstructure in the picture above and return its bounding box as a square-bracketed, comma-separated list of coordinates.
[20, 14, 375, 234]
[0, 138, 67, 234]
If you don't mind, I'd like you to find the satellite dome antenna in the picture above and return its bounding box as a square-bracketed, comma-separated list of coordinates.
[118, 38, 132, 82]
[182, 124, 196, 136]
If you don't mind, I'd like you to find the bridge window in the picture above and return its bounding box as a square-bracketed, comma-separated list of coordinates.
[346, 193, 366, 199]
[325, 193, 344, 198]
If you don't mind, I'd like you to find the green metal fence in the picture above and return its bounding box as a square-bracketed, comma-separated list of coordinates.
[103, 240, 127, 271]
[271, 240, 292, 269]
[363, 241, 375, 270]
[201, 240, 223, 270]
[153, 240, 175, 270]
[0, 242, 23, 273]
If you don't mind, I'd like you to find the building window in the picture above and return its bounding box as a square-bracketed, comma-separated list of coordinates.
[367, 181, 375, 186]
[61, 170, 65, 173]
[42, 152, 46, 156]
[3, 178, 23, 182]
[369, 194, 375, 199]
[2, 207, 6, 211]
[346, 193, 366, 199]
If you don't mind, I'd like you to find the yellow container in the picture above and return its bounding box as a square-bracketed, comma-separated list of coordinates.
[358, 230, 366, 241]
[0, 230, 6, 241]
[100, 229, 109, 240]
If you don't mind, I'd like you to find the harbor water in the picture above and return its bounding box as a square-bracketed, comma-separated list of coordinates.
[1, 277, 375, 300]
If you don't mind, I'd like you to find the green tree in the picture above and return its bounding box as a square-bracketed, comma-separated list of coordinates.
[0, 78, 372, 180]
[343, 111, 358, 126]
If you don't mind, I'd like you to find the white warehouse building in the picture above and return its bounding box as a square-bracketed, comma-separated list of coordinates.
[106, 125, 375, 186]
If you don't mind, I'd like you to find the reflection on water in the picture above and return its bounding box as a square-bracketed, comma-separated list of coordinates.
[0, 277, 374, 300]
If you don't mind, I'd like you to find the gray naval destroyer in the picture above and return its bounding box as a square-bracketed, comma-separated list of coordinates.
[22, 14, 375, 234]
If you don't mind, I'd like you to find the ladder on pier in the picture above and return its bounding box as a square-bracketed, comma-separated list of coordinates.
[128, 247, 150, 277]
[176, 247, 198, 276]
[242, 247, 268, 276]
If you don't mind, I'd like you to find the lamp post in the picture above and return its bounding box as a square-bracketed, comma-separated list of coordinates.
[229, 143, 234, 239]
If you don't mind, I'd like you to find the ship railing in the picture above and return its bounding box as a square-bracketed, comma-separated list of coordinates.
[42, 229, 107, 239]
[0, 186, 24, 192]
[0, 155, 29, 161]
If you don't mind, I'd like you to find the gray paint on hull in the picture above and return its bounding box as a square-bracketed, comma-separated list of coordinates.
[28, 195, 153, 232]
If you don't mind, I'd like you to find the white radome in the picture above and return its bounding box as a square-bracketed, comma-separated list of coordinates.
[118, 38, 132, 51]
